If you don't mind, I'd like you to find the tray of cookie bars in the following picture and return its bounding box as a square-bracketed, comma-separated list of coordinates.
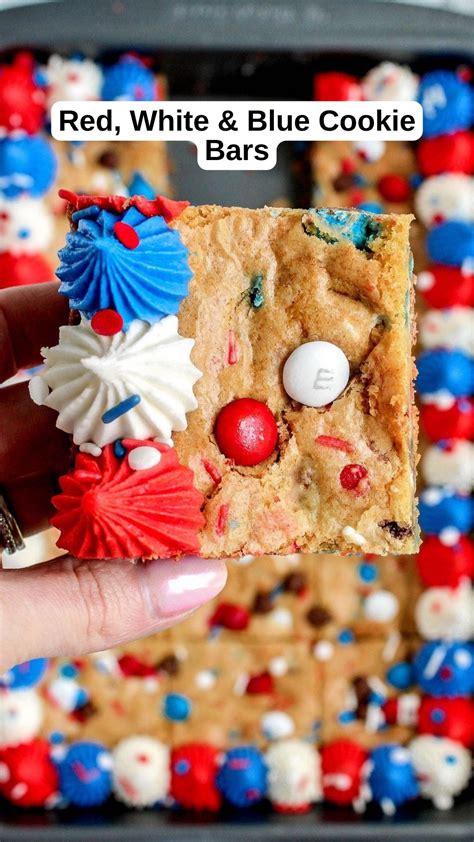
[0, 0, 473, 840]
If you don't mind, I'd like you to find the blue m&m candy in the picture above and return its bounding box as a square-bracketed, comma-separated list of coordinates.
[0, 135, 57, 199]
[163, 693, 191, 722]
[386, 662, 413, 691]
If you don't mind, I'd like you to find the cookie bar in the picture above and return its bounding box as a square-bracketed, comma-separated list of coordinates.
[30, 198, 418, 559]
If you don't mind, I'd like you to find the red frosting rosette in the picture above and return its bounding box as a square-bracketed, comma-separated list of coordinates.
[51, 440, 205, 559]
[0, 53, 46, 134]
[0, 739, 59, 807]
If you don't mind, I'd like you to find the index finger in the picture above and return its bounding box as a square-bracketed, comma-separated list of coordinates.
[0, 282, 69, 383]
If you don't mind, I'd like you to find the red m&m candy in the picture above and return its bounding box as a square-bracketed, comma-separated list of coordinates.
[209, 602, 250, 631]
[377, 174, 411, 203]
[246, 671, 275, 695]
[416, 535, 474, 588]
[417, 131, 474, 176]
[421, 398, 474, 442]
[214, 398, 278, 466]
[313, 72, 362, 102]
[91, 309, 124, 336]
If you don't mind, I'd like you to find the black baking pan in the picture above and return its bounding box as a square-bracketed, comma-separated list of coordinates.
[0, 1, 473, 840]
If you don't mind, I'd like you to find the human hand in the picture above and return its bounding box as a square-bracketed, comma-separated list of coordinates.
[0, 283, 227, 671]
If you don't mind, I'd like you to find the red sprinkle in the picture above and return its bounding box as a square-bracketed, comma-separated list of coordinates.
[340, 463, 368, 491]
[114, 220, 140, 249]
[341, 158, 356, 174]
[118, 654, 156, 678]
[91, 309, 124, 336]
[216, 503, 230, 536]
[315, 435, 353, 453]
[202, 459, 222, 485]
[227, 330, 239, 365]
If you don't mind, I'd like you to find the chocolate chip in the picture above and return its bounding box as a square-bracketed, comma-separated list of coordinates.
[98, 149, 120, 169]
[72, 700, 97, 722]
[156, 654, 180, 675]
[252, 591, 274, 614]
[352, 675, 371, 719]
[282, 572, 308, 594]
[332, 173, 354, 192]
[379, 520, 413, 540]
[306, 604, 332, 627]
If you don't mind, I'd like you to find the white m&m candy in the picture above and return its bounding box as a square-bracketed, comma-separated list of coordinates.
[283, 341, 350, 407]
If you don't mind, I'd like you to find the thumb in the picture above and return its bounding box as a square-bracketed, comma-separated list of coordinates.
[0, 555, 227, 670]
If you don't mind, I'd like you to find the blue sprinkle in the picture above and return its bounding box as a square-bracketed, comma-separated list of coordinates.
[370, 691, 386, 706]
[18, 228, 30, 239]
[175, 759, 191, 775]
[49, 731, 65, 744]
[338, 710, 356, 724]
[445, 755, 458, 765]
[358, 562, 378, 583]
[102, 394, 141, 424]
[338, 629, 354, 644]
[431, 708, 446, 724]
[60, 663, 79, 679]
[114, 438, 126, 458]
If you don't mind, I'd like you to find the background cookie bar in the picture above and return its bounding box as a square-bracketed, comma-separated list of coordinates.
[174, 205, 418, 557]
[166, 641, 321, 748]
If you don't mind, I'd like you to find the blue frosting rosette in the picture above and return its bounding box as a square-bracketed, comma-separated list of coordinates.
[216, 746, 267, 807]
[56, 740, 113, 807]
[0, 135, 57, 199]
[102, 56, 156, 101]
[417, 349, 473, 396]
[419, 487, 473, 535]
[0, 658, 49, 690]
[418, 71, 473, 139]
[413, 641, 474, 697]
[368, 745, 419, 808]
[426, 221, 474, 267]
[56, 204, 193, 328]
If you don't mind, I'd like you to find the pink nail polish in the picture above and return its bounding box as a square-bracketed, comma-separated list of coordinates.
[138, 556, 227, 619]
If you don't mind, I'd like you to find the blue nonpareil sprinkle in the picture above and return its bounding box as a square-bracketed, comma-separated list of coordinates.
[338, 629, 354, 644]
[60, 663, 79, 679]
[338, 710, 356, 724]
[49, 731, 65, 744]
[114, 438, 126, 458]
[102, 394, 141, 424]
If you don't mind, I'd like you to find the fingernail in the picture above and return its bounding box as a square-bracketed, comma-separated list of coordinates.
[138, 556, 227, 619]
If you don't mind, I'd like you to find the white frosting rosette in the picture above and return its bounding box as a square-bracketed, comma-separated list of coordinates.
[45, 55, 102, 110]
[415, 583, 473, 640]
[29, 315, 202, 447]
[422, 440, 474, 491]
[361, 62, 419, 101]
[0, 689, 43, 748]
[266, 740, 321, 809]
[410, 736, 471, 810]
[0, 197, 53, 254]
[112, 736, 170, 807]
[420, 307, 474, 356]
[415, 175, 474, 228]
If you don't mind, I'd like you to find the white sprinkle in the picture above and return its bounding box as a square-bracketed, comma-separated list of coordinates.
[79, 442, 102, 457]
[195, 670, 216, 690]
[363, 590, 399, 622]
[439, 526, 461, 546]
[423, 644, 447, 679]
[0, 762, 10, 783]
[128, 446, 162, 471]
[454, 648, 472, 669]
[233, 672, 249, 697]
[365, 703, 384, 733]
[261, 710, 295, 740]
[313, 640, 334, 661]
[97, 751, 113, 771]
[269, 607, 293, 628]
[268, 656, 288, 677]
[382, 630, 401, 661]
[28, 375, 49, 406]
[342, 526, 367, 546]
[142, 677, 159, 694]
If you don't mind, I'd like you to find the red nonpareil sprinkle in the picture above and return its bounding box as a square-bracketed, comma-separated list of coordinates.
[202, 459, 222, 484]
[91, 309, 124, 336]
[340, 464, 368, 491]
[227, 330, 239, 365]
[216, 503, 230, 536]
[114, 221, 140, 249]
[315, 435, 353, 453]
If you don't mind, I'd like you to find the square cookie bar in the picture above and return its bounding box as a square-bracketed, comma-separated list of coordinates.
[33, 200, 418, 561]
[174, 205, 418, 556]
[167, 641, 321, 749]
[170, 553, 317, 643]
[40, 637, 179, 747]
[315, 636, 421, 749]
